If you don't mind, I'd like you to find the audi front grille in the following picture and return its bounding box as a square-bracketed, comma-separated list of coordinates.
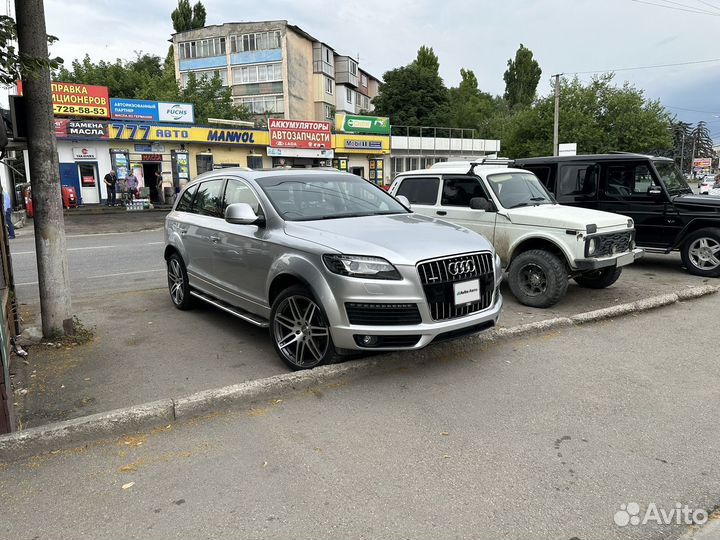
[417, 252, 495, 321]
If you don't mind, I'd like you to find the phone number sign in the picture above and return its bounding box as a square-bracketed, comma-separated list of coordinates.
[51, 82, 110, 118]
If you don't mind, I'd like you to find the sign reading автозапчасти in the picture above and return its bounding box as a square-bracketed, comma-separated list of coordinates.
[268, 119, 332, 149]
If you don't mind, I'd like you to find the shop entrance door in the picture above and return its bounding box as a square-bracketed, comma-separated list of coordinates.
[351, 166, 365, 178]
[77, 162, 100, 204]
[142, 163, 161, 202]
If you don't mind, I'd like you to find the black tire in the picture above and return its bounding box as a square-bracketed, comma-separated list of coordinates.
[573, 267, 623, 289]
[167, 253, 195, 310]
[270, 285, 338, 370]
[508, 249, 568, 308]
[681, 228, 720, 277]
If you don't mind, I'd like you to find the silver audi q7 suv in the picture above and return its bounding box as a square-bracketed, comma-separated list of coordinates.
[164, 168, 503, 370]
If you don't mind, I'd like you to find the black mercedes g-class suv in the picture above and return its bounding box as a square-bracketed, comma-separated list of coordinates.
[515, 153, 720, 277]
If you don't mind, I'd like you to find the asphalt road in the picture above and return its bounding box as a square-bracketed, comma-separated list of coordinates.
[2, 294, 719, 539]
[10, 229, 166, 304]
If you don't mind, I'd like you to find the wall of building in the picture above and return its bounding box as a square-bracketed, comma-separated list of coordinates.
[285, 27, 315, 120]
[188, 145, 270, 177]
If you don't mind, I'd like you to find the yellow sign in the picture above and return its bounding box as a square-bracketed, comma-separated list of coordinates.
[333, 134, 390, 154]
[109, 123, 270, 146]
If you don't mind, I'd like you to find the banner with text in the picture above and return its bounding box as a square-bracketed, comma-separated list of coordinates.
[335, 113, 390, 135]
[268, 118, 332, 149]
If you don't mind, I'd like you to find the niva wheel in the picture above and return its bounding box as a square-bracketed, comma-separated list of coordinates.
[508, 249, 568, 308]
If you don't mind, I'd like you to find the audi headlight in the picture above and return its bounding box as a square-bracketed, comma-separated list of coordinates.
[587, 237, 598, 256]
[323, 254, 401, 280]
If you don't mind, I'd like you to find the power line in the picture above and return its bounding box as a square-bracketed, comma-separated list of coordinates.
[567, 57, 720, 75]
[654, 0, 720, 13]
[630, 0, 720, 15]
[666, 105, 720, 114]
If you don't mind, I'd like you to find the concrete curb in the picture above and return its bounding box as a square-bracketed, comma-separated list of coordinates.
[0, 399, 174, 461]
[1, 284, 718, 462]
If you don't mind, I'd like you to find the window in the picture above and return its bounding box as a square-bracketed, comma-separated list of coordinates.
[441, 177, 485, 207]
[325, 76, 334, 95]
[176, 183, 198, 212]
[178, 38, 225, 59]
[193, 179, 225, 217]
[324, 104, 333, 120]
[523, 165, 554, 192]
[349, 61, 357, 75]
[558, 164, 596, 200]
[361, 73, 368, 87]
[396, 177, 440, 205]
[247, 156, 264, 169]
[232, 62, 282, 84]
[230, 31, 281, 53]
[223, 179, 262, 214]
[326, 48, 331, 63]
[346, 88, 352, 103]
[605, 163, 658, 197]
[237, 95, 284, 114]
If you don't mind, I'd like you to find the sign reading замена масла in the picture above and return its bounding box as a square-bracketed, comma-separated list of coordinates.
[110, 99, 195, 124]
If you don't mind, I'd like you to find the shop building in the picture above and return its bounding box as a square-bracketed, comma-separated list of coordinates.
[389, 132, 502, 179]
[171, 20, 380, 123]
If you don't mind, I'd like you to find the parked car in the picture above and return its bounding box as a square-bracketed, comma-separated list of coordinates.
[698, 174, 717, 195]
[164, 168, 503, 370]
[515, 153, 720, 277]
[390, 161, 642, 308]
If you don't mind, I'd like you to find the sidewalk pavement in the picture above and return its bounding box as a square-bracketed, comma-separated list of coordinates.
[17, 209, 168, 237]
[8, 252, 715, 430]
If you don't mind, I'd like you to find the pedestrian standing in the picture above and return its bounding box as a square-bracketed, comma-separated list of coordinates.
[126, 170, 139, 201]
[155, 170, 165, 205]
[2, 188, 15, 239]
[104, 169, 117, 206]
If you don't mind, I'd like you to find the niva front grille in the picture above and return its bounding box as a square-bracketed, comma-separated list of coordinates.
[596, 231, 633, 257]
[417, 252, 495, 321]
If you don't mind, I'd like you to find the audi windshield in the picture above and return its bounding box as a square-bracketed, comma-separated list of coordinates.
[258, 174, 409, 221]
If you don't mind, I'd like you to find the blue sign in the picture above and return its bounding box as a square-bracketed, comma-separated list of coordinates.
[110, 98, 159, 121]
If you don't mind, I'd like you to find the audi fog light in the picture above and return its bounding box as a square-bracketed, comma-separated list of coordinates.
[323, 254, 401, 280]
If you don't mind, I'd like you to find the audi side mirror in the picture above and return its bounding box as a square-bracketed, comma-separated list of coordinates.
[470, 197, 492, 211]
[225, 203, 263, 225]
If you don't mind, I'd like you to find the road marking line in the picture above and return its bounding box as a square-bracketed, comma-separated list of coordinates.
[11, 242, 164, 255]
[15, 268, 165, 287]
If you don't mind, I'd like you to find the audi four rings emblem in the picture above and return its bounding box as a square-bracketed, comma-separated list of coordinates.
[448, 259, 476, 276]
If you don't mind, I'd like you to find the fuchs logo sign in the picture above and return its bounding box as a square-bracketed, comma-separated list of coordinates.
[157, 102, 195, 123]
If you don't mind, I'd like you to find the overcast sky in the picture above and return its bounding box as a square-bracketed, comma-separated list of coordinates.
[31, 0, 720, 138]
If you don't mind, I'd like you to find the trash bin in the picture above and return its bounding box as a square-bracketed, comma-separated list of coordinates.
[61, 185, 79, 209]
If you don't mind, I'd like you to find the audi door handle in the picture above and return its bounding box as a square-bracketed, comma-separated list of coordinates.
[436, 211, 447, 216]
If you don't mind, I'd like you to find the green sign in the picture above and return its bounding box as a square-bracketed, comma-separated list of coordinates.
[335, 113, 390, 135]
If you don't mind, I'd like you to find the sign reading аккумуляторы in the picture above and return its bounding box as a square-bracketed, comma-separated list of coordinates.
[335, 113, 390, 135]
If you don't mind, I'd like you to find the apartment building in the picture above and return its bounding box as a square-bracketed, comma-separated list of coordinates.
[171, 20, 380, 123]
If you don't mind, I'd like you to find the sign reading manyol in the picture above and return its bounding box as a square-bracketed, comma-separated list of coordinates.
[110, 99, 195, 124]
[109, 123, 269, 146]
[268, 118, 332, 149]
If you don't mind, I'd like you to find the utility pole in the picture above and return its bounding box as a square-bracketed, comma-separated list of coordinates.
[679, 129, 685, 173]
[552, 73, 561, 156]
[15, 0, 74, 337]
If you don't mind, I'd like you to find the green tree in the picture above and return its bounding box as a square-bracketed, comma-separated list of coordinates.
[690, 120, 714, 158]
[447, 68, 495, 132]
[55, 53, 251, 124]
[501, 74, 672, 158]
[503, 44, 542, 108]
[0, 14, 62, 85]
[373, 46, 448, 127]
[171, 0, 206, 32]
